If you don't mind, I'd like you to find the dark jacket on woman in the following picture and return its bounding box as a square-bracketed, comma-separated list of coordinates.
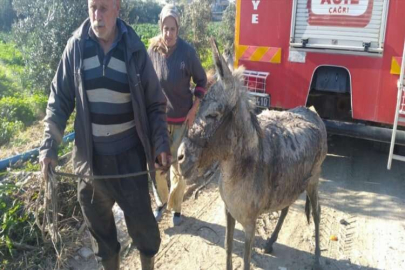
[148, 37, 207, 125]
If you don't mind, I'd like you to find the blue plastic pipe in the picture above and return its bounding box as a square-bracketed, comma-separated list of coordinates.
[0, 132, 75, 171]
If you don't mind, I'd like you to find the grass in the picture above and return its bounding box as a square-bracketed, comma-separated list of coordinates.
[0, 120, 43, 160]
[0, 41, 23, 66]
[0, 170, 82, 270]
[0, 34, 48, 147]
[0, 111, 76, 160]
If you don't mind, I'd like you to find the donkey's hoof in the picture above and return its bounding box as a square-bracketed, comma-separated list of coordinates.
[264, 244, 274, 254]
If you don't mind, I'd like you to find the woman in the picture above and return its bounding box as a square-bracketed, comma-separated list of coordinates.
[148, 4, 207, 226]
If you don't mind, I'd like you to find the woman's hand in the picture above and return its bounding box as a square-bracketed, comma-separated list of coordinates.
[185, 99, 200, 128]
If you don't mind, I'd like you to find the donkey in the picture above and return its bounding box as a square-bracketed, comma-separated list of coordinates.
[177, 39, 327, 270]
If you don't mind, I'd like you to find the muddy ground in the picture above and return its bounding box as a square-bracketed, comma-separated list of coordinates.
[68, 135, 405, 270]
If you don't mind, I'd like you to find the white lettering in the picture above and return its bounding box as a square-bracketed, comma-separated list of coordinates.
[252, 14, 259, 24]
[252, 0, 260, 10]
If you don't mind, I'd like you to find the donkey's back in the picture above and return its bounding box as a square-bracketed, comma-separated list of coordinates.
[257, 106, 327, 212]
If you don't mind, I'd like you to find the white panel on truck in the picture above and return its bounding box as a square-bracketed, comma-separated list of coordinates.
[290, 0, 389, 54]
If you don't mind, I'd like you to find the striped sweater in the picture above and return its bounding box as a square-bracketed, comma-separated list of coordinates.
[83, 22, 139, 155]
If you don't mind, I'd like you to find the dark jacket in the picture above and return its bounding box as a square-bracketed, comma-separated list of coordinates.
[39, 18, 170, 180]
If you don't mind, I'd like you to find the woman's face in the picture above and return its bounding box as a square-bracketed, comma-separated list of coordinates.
[162, 16, 178, 47]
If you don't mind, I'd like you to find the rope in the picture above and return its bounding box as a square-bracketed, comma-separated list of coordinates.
[52, 122, 186, 180]
[51, 160, 178, 180]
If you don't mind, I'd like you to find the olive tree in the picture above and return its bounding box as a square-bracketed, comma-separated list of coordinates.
[219, 2, 235, 57]
[180, 0, 213, 53]
[12, 0, 134, 93]
[12, 0, 88, 92]
[129, 0, 162, 24]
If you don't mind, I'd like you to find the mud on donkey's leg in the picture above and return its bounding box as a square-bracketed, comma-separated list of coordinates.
[225, 208, 235, 270]
[243, 220, 257, 270]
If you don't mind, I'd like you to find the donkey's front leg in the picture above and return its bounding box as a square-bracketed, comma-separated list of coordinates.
[225, 208, 235, 270]
[243, 221, 257, 270]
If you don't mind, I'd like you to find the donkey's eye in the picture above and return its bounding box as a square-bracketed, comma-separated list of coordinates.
[206, 112, 220, 120]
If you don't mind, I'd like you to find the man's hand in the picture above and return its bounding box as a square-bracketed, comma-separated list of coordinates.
[155, 152, 172, 174]
[185, 99, 200, 129]
[40, 157, 57, 181]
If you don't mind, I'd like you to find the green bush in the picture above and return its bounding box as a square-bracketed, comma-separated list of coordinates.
[0, 65, 26, 98]
[0, 97, 36, 125]
[0, 68, 15, 97]
[0, 40, 27, 98]
[0, 94, 47, 123]
[0, 118, 24, 146]
[0, 93, 47, 145]
[0, 38, 47, 145]
[133, 23, 160, 48]
[28, 93, 48, 119]
[0, 41, 23, 66]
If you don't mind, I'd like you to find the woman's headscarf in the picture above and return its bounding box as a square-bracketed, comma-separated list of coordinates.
[150, 4, 181, 56]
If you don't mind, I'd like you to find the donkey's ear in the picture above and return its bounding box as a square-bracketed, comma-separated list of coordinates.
[210, 38, 232, 81]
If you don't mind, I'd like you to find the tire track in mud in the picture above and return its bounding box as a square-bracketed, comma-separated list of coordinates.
[319, 207, 357, 263]
[155, 193, 220, 257]
[154, 178, 222, 268]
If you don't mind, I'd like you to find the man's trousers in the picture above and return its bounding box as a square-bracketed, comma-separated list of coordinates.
[78, 144, 160, 263]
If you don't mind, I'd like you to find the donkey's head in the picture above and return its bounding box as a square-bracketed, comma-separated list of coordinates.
[178, 38, 248, 179]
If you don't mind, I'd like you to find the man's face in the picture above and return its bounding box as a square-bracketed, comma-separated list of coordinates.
[88, 0, 119, 42]
[162, 17, 178, 47]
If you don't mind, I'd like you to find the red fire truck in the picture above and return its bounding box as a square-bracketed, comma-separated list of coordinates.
[234, 0, 405, 147]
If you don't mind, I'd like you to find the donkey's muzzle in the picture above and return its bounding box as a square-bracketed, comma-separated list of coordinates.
[177, 139, 197, 180]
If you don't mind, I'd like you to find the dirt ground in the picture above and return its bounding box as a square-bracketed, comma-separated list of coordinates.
[68, 135, 405, 270]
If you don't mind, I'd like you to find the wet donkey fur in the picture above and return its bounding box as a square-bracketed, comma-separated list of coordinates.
[177, 39, 328, 270]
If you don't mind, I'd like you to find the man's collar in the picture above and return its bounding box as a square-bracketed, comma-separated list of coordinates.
[74, 18, 144, 56]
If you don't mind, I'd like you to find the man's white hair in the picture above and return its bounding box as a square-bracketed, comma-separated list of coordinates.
[88, 0, 118, 8]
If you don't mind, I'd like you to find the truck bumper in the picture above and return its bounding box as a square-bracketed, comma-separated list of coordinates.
[324, 120, 405, 146]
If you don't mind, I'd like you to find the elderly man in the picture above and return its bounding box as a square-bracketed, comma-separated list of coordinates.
[39, 0, 170, 269]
